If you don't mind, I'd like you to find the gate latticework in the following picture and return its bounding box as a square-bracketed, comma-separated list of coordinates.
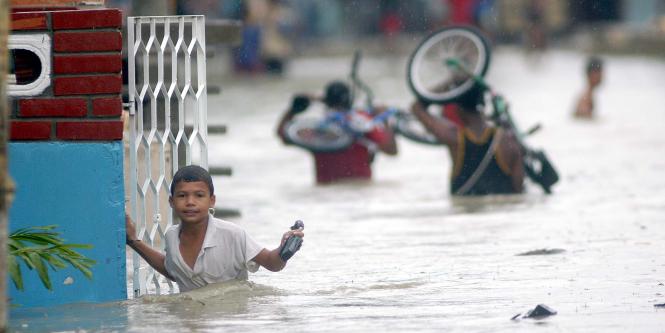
[127, 15, 208, 297]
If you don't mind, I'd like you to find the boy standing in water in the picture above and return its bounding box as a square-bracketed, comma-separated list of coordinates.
[574, 56, 603, 119]
[125, 165, 304, 292]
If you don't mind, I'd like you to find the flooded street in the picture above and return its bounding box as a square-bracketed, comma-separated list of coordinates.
[11, 48, 665, 332]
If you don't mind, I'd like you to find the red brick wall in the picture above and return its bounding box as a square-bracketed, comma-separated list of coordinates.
[10, 8, 124, 141]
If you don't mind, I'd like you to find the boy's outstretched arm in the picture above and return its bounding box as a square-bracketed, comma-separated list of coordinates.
[125, 214, 174, 281]
[252, 229, 305, 272]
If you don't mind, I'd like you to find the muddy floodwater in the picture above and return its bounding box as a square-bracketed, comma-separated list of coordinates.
[10, 48, 665, 332]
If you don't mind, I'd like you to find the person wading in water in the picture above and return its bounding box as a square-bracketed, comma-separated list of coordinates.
[409, 84, 524, 195]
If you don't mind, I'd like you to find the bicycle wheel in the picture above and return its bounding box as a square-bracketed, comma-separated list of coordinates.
[284, 118, 354, 153]
[393, 112, 442, 146]
[407, 26, 491, 104]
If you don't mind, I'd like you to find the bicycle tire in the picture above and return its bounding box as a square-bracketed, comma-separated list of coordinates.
[284, 118, 354, 153]
[407, 26, 491, 104]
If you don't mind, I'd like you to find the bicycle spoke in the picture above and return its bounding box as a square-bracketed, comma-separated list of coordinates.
[409, 27, 490, 103]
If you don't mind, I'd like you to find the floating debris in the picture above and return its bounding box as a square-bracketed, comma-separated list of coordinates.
[516, 248, 566, 256]
[525, 304, 558, 318]
[512, 304, 558, 320]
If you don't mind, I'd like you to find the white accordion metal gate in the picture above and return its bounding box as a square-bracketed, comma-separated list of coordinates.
[127, 15, 208, 297]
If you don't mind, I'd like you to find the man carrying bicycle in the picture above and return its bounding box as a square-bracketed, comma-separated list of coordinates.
[409, 83, 524, 195]
[277, 80, 398, 184]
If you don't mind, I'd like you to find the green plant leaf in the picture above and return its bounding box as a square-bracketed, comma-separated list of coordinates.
[12, 232, 62, 246]
[59, 243, 93, 249]
[65, 260, 94, 279]
[60, 254, 96, 279]
[16, 251, 36, 270]
[11, 244, 51, 256]
[28, 252, 52, 290]
[8, 225, 96, 290]
[8, 238, 22, 251]
[7, 255, 24, 291]
[40, 250, 67, 270]
[9, 225, 96, 291]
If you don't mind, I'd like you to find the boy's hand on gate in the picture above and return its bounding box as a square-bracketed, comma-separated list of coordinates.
[125, 214, 138, 244]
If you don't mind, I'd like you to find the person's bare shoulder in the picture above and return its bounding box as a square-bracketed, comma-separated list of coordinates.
[498, 128, 522, 163]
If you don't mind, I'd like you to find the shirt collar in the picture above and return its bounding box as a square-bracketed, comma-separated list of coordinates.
[201, 214, 218, 249]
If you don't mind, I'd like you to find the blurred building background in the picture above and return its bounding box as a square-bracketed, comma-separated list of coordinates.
[107, 0, 665, 73]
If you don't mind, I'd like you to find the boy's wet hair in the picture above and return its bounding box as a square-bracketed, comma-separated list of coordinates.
[323, 80, 352, 110]
[456, 83, 486, 113]
[170, 165, 214, 196]
[586, 56, 603, 74]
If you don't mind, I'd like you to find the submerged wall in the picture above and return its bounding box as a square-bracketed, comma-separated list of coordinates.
[8, 8, 126, 307]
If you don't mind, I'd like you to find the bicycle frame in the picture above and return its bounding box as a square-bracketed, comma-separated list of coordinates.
[350, 50, 376, 113]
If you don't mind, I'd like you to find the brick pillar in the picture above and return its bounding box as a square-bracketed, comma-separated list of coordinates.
[11, 8, 123, 141]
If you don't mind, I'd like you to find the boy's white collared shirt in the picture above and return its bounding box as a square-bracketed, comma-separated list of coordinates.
[164, 215, 263, 292]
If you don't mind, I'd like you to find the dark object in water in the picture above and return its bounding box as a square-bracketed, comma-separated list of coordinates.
[523, 150, 559, 194]
[654, 303, 665, 308]
[516, 248, 566, 256]
[212, 207, 241, 218]
[265, 58, 285, 75]
[512, 304, 557, 321]
[279, 220, 304, 262]
[524, 304, 557, 319]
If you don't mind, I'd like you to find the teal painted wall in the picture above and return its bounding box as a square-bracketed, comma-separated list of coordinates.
[7, 142, 126, 307]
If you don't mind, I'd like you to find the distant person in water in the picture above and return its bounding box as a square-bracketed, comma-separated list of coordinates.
[125, 165, 304, 292]
[574, 56, 604, 119]
[410, 84, 524, 195]
[277, 80, 398, 184]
